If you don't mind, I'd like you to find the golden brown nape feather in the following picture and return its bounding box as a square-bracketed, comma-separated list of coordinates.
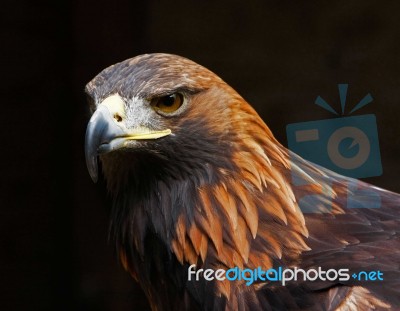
[85, 53, 400, 311]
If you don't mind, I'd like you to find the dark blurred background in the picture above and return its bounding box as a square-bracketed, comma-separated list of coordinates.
[2, 0, 400, 310]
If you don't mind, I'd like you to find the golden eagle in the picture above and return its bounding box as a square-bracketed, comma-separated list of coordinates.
[85, 53, 400, 310]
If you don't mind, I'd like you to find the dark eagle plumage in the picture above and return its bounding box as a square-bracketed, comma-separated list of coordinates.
[84, 53, 400, 310]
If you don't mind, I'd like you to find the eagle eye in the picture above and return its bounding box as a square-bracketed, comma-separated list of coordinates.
[150, 93, 183, 114]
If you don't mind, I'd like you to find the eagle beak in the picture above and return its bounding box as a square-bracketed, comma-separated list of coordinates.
[85, 94, 172, 182]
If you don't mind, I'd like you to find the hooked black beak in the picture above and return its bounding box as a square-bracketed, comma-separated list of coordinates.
[84, 95, 172, 183]
[85, 105, 125, 183]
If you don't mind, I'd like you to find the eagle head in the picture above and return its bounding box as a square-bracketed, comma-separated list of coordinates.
[85, 54, 261, 191]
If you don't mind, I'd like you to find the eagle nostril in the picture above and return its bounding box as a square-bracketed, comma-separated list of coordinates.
[114, 113, 123, 122]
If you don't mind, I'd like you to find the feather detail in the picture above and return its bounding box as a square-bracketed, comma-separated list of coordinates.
[171, 239, 184, 264]
[217, 245, 235, 267]
[248, 251, 273, 270]
[334, 287, 391, 311]
[188, 222, 204, 256]
[197, 190, 224, 254]
[231, 217, 250, 263]
[238, 202, 258, 239]
[213, 184, 238, 231]
[199, 234, 208, 262]
[233, 152, 263, 190]
[260, 194, 288, 225]
[257, 227, 283, 259]
[216, 276, 231, 298]
[183, 237, 199, 265]
[175, 215, 186, 250]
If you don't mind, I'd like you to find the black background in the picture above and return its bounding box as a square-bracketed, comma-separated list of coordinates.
[2, 1, 400, 310]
